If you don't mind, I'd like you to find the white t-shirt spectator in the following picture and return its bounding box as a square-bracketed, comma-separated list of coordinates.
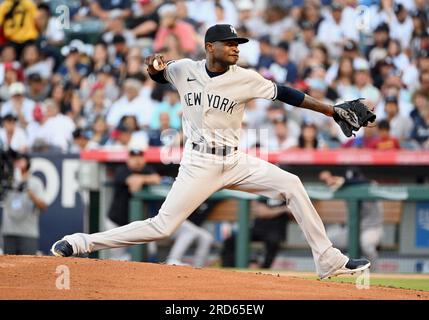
[45, 17, 65, 43]
[187, 0, 238, 28]
[317, 18, 345, 59]
[390, 15, 413, 49]
[0, 126, 29, 152]
[1, 98, 36, 125]
[106, 94, 155, 129]
[31, 114, 76, 152]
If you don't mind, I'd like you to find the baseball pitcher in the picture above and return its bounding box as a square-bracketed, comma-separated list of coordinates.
[52, 24, 375, 279]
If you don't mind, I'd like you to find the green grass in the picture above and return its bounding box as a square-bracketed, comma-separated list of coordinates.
[322, 276, 429, 291]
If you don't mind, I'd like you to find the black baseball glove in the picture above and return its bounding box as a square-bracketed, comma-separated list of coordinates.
[333, 98, 376, 137]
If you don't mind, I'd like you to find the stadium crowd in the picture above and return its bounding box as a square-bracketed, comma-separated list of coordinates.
[1, 0, 429, 154]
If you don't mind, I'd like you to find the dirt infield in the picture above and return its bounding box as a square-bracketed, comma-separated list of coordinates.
[0, 255, 428, 300]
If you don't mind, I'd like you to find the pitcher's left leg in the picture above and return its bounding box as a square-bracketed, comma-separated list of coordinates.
[224, 153, 349, 278]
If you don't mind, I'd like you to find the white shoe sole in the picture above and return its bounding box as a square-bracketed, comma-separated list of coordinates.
[320, 262, 371, 280]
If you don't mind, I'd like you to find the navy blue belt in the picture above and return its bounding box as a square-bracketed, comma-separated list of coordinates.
[192, 143, 238, 156]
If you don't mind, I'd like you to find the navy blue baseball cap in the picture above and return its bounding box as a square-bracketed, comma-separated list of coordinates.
[205, 24, 249, 44]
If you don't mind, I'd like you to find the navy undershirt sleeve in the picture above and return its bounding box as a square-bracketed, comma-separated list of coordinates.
[275, 84, 305, 107]
[149, 71, 169, 84]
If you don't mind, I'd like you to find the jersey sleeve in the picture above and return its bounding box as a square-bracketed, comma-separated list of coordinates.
[244, 69, 277, 101]
[163, 58, 192, 86]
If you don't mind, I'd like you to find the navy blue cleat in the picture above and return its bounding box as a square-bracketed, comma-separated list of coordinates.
[320, 258, 371, 279]
[51, 240, 74, 257]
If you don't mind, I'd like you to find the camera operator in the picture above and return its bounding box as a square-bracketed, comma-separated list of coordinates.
[1, 153, 47, 255]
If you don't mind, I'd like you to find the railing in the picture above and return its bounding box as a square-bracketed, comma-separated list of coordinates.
[129, 184, 429, 268]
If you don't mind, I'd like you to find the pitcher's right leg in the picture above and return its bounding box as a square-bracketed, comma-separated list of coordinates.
[52, 158, 223, 257]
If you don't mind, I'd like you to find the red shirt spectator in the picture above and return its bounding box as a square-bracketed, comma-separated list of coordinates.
[154, 4, 197, 55]
[370, 120, 400, 150]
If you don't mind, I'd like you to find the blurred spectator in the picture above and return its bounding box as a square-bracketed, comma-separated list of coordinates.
[103, 15, 136, 48]
[261, 101, 300, 140]
[153, 4, 198, 55]
[106, 121, 133, 148]
[302, 43, 330, 79]
[297, 122, 324, 149]
[55, 40, 91, 87]
[126, 0, 160, 40]
[26, 73, 50, 102]
[367, 23, 390, 67]
[125, 48, 146, 79]
[1, 153, 47, 255]
[419, 70, 429, 94]
[150, 85, 182, 130]
[382, 95, 413, 142]
[109, 34, 129, 76]
[50, 81, 73, 115]
[370, 119, 400, 150]
[410, 89, 429, 122]
[319, 168, 383, 264]
[105, 148, 161, 260]
[256, 35, 274, 70]
[341, 58, 381, 111]
[0, 113, 28, 153]
[90, 0, 132, 20]
[386, 38, 410, 72]
[389, 3, 413, 50]
[235, 25, 260, 68]
[83, 85, 111, 129]
[260, 114, 297, 151]
[236, 0, 256, 31]
[342, 125, 378, 148]
[88, 41, 112, 75]
[222, 198, 290, 269]
[81, 63, 120, 103]
[175, 0, 200, 31]
[0, 0, 39, 56]
[0, 82, 35, 128]
[377, 74, 413, 119]
[300, 1, 323, 34]
[247, 4, 296, 45]
[148, 112, 181, 147]
[29, 99, 76, 153]
[410, 97, 429, 149]
[186, 0, 238, 30]
[21, 42, 54, 80]
[417, 51, 429, 76]
[330, 56, 354, 98]
[269, 41, 298, 84]
[35, 3, 65, 46]
[372, 57, 395, 89]
[106, 78, 154, 129]
[0, 61, 23, 101]
[289, 21, 317, 73]
[325, 40, 359, 85]
[88, 115, 110, 147]
[317, 2, 349, 59]
[410, 11, 427, 60]
[71, 128, 93, 153]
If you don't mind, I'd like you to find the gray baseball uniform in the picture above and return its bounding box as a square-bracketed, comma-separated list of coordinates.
[62, 58, 348, 278]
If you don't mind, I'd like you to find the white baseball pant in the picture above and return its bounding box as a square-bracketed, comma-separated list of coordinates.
[64, 141, 347, 277]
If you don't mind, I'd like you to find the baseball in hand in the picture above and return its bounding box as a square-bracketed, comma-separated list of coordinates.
[153, 59, 165, 71]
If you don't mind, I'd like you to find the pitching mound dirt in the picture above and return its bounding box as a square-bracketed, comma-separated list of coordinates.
[0, 255, 427, 300]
